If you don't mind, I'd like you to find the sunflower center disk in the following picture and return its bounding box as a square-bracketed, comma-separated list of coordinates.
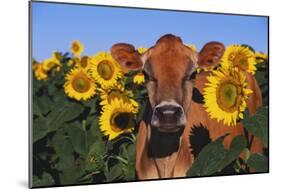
[111, 112, 135, 132]
[97, 60, 114, 80]
[72, 43, 79, 52]
[72, 77, 90, 93]
[217, 83, 240, 112]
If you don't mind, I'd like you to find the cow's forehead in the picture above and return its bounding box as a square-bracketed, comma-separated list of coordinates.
[145, 35, 196, 77]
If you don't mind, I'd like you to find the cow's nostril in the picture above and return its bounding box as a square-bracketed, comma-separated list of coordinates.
[174, 107, 182, 116]
[155, 107, 164, 118]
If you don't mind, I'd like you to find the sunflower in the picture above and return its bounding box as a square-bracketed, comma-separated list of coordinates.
[90, 52, 122, 88]
[75, 56, 92, 71]
[33, 63, 48, 80]
[221, 45, 257, 75]
[255, 52, 268, 64]
[137, 47, 148, 54]
[67, 57, 80, 67]
[64, 68, 96, 101]
[67, 59, 75, 67]
[99, 98, 138, 140]
[203, 67, 252, 126]
[185, 44, 197, 52]
[71, 40, 84, 57]
[99, 83, 139, 110]
[42, 56, 61, 72]
[133, 72, 145, 85]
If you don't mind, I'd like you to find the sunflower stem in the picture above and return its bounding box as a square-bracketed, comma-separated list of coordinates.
[79, 171, 100, 181]
[112, 135, 134, 144]
[131, 133, 136, 141]
[115, 156, 128, 165]
[82, 120, 88, 153]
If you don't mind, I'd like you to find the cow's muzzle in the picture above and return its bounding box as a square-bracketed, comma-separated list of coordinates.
[151, 101, 186, 132]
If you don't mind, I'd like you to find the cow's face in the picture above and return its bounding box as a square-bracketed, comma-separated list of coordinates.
[111, 34, 224, 133]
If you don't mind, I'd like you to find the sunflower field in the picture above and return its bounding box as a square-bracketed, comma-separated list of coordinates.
[32, 41, 268, 187]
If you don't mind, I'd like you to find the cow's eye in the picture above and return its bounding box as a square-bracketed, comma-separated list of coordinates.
[189, 71, 197, 80]
[183, 70, 197, 82]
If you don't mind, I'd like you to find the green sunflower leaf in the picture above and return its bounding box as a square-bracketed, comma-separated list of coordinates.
[187, 135, 227, 176]
[247, 153, 268, 172]
[33, 117, 49, 142]
[255, 62, 269, 105]
[51, 128, 73, 167]
[187, 135, 246, 177]
[35, 94, 53, 115]
[33, 100, 42, 117]
[106, 163, 124, 182]
[242, 107, 269, 148]
[85, 139, 106, 172]
[32, 172, 55, 188]
[123, 143, 136, 180]
[59, 161, 86, 185]
[65, 121, 88, 157]
[33, 100, 84, 142]
[47, 101, 84, 131]
[216, 135, 247, 171]
[52, 127, 86, 185]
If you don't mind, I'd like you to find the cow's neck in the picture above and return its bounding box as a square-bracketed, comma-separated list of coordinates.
[153, 150, 180, 178]
[147, 126, 184, 178]
[141, 101, 186, 178]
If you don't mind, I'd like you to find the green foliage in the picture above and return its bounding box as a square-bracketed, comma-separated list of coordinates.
[187, 107, 269, 177]
[32, 53, 145, 187]
[255, 59, 269, 105]
[247, 153, 268, 172]
[187, 135, 246, 176]
[243, 107, 269, 148]
[33, 172, 55, 187]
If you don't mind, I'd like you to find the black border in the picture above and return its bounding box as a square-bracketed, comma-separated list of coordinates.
[28, 1, 33, 188]
[28, 1, 270, 188]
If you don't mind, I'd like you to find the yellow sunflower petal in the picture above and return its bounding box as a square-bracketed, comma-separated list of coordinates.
[33, 63, 48, 80]
[133, 72, 145, 85]
[137, 47, 148, 54]
[185, 44, 197, 52]
[255, 52, 268, 64]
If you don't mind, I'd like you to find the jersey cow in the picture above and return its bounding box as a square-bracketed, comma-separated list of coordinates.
[110, 34, 263, 179]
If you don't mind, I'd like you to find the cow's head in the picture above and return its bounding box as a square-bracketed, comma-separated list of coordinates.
[111, 34, 224, 133]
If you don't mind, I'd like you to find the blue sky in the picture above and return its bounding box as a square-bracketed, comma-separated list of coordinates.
[32, 2, 268, 61]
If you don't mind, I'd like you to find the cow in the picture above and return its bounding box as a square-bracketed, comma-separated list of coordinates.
[110, 34, 263, 179]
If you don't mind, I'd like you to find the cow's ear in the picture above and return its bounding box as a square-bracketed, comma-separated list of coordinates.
[111, 43, 144, 71]
[198, 42, 225, 69]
